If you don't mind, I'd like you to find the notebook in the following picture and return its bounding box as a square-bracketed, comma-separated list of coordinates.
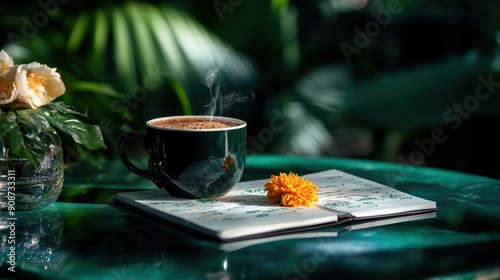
[115, 169, 437, 241]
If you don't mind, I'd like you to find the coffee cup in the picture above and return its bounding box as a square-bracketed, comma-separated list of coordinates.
[118, 115, 246, 198]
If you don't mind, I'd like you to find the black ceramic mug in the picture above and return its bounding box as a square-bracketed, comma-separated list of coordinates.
[118, 115, 246, 198]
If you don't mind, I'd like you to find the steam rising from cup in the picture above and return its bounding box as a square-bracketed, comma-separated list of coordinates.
[203, 53, 254, 121]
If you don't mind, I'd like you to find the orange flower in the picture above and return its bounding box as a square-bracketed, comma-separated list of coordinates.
[265, 172, 318, 207]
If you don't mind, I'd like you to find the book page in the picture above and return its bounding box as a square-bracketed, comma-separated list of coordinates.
[118, 183, 339, 240]
[307, 170, 437, 217]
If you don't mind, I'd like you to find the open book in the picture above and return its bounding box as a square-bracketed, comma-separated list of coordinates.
[115, 169, 437, 241]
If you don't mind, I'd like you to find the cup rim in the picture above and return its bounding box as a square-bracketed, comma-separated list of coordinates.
[146, 115, 246, 132]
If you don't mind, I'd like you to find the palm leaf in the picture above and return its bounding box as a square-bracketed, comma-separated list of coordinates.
[111, 7, 137, 93]
[344, 53, 498, 129]
[271, 101, 335, 156]
[124, 2, 157, 75]
[62, 2, 257, 116]
[92, 8, 109, 78]
[2, 2, 258, 156]
[67, 13, 90, 52]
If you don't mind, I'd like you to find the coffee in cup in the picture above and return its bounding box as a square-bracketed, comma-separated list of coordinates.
[150, 117, 232, 130]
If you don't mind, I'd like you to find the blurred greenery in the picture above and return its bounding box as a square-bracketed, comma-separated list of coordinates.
[1, 0, 499, 178]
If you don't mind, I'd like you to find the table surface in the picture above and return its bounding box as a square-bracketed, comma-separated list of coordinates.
[2, 155, 500, 279]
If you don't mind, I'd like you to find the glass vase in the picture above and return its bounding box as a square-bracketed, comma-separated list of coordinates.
[0, 129, 64, 211]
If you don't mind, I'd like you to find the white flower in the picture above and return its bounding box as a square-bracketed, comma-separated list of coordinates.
[0, 50, 66, 109]
[13, 62, 66, 109]
[0, 66, 18, 106]
[0, 50, 14, 77]
[0, 50, 17, 105]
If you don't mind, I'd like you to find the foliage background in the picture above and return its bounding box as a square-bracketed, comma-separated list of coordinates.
[1, 0, 499, 179]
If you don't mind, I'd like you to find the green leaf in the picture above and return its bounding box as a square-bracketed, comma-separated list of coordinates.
[36, 103, 107, 150]
[0, 111, 37, 165]
[67, 13, 90, 52]
[69, 81, 123, 98]
[125, 2, 157, 72]
[92, 8, 109, 78]
[112, 7, 137, 92]
[16, 109, 57, 167]
[145, 5, 188, 83]
[168, 77, 193, 115]
[47, 101, 85, 116]
[271, 0, 289, 12]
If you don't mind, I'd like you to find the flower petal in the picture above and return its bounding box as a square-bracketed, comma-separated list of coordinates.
[0, 50, 14, 77]
[0, 65, 18, 106]
[14, 62, 66, 109]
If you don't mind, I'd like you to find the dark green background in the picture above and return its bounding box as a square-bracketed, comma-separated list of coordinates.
[1, 0, 499, 179]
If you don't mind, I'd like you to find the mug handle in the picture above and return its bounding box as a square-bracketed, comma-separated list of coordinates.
[118, 131, 159, 187]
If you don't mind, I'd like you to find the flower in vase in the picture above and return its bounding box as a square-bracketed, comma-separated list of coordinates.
[0, 49, 106, 167]
[0, 50, 65, 110]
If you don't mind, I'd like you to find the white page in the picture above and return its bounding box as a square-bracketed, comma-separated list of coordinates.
[305, 170, 437, 218]
[118, 183, 338, 240]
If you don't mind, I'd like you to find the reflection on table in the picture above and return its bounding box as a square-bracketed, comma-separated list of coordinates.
[1, 155, 500, 279]
[0, 205, 63, 275]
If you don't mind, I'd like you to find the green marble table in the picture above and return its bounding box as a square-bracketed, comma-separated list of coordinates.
[2, 155, 500, 279]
